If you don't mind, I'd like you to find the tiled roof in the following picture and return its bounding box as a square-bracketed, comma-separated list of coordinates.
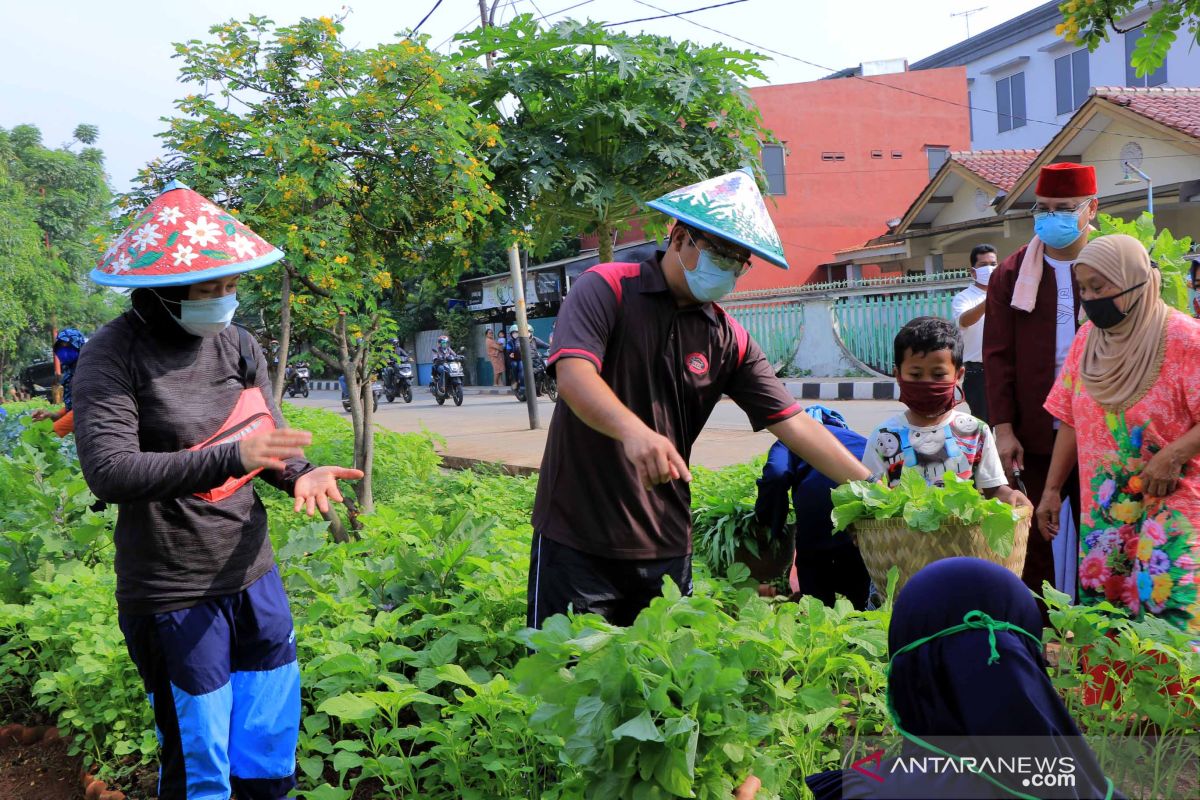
[1092, 86, 1200, 139]
[949, 149, 1041, 191]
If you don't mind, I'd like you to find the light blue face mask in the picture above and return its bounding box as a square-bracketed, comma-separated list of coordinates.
[679, 234, 744, 303]
[172, 293, 239, 337]
[1033, 206, 1086, 249]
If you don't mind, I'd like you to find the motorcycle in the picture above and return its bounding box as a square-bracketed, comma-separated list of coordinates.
[431, 354, 465, 407]
[284, 361, 310, 398]
[382, 357, 414, 404]
[515, 348, 557, 403]
[342, 378, 382, 413]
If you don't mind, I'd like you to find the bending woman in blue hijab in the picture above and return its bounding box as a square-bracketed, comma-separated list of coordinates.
[805, 558, 1122, 800]
[31, 327, 86, 437]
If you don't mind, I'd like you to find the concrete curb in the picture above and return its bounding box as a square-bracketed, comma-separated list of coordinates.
[303, 382, 519, 396]
[306, 382, 900, 401]
[786, 380, 900, 402]
[440, 454, 540, 476]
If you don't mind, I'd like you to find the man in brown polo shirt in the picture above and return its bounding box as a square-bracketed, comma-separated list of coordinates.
[528, 170, 871, 627]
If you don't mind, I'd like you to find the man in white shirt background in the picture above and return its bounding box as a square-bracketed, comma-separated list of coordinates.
[951, 244, 997, 424]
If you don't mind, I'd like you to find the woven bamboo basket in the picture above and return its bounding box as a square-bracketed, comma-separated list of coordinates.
[851, 507, 1031, 596]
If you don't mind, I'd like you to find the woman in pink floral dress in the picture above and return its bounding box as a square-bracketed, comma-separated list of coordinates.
[1038, 235, 1200, 645]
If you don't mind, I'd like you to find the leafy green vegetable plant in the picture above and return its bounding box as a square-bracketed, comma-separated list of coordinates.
[1091, 213, 1193, 313]
[831, 471, 1021, 558]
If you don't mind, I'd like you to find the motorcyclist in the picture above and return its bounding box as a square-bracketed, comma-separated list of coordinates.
[431, 335, 457, 386]
[31, 327, 86, 437]
[391, 338, 411, 362]
[507, 324, 549, 394]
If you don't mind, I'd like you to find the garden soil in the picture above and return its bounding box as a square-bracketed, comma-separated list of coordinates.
[0, 737, 80, 800]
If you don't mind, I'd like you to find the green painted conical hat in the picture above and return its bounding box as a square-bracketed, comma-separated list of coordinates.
[646, 168, 788, 269]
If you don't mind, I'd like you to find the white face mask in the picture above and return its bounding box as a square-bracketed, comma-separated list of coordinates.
[161, 292, 239, 337]
[975, 265, 996, 286]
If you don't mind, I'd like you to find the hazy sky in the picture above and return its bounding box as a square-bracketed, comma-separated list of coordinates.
[1, 0, 1049, 193]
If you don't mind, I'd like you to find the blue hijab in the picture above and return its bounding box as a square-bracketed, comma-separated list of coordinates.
[54, 328, 85, 410]
[807, 558, 1120, 799]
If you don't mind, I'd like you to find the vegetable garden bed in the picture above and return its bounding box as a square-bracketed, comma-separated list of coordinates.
[1, 402, 1196, 799]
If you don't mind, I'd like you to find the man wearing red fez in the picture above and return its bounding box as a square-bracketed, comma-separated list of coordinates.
[983, 162, 1096, 609]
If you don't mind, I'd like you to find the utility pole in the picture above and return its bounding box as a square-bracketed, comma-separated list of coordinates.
[951, 6, 987, 39]
[481, 0, 540, 428]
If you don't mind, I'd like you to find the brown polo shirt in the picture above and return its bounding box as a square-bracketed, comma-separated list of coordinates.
[532, 254, 801, 560]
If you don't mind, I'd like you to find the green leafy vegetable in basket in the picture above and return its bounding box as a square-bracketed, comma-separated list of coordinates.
[831, 470, 1022, 558]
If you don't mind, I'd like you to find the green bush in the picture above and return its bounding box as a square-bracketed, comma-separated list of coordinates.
[0, 404, 1194, 799]
[690, 458, 769, 577]
[0, 408, 114, 603]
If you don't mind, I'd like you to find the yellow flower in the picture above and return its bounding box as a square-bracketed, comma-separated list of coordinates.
[1151, 574, 1172, 605]
[1137, 537, 1153, 561]
[334, 254, 349, 265]
[320, 240, 327, 247]
[1110, 501, 1143, 525]
[372, 271, 392, 289]
[289, 224, 299, 232]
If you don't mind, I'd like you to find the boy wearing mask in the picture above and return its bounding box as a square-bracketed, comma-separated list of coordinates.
[863, 317, 1029, 514]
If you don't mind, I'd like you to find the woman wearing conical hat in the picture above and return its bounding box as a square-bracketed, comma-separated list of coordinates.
[73, 182, 363, 800]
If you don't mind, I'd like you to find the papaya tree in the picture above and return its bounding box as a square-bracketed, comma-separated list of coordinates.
[1057, 0, 1198, 74]
[456, 15, 775, 262]
[128, 14, 502, 512]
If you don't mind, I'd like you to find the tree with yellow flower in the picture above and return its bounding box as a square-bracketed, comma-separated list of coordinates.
[126, 13, 501, 512]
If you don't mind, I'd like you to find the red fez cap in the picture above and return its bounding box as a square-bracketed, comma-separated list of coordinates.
[1035, 163, 1097, 198]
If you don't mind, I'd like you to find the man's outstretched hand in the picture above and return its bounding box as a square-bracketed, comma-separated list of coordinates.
[734, 775, 761, 799]
[293, 465, 365, 516]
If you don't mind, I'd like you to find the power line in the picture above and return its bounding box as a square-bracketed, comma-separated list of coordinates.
[412, 0, 445, 34]
[525, 0, 550, 23]
[630, 0, 1199, 150]
[602, 0, 749, 28]
[434, 0, 595, 51]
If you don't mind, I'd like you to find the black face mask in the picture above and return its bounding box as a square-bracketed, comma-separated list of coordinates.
[1081, 282, 1145, 329]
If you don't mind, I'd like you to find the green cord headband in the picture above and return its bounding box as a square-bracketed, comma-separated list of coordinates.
[885, 610, 1114, 800]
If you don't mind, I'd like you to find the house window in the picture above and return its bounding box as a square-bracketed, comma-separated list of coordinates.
[891, 150, 903, 159]
[870, 150, 883, 159]
[761, 144, 786, 195]
[996, 72, 1027, 133]
[821, 151, 846, 162]
[926, 146, 949, 178]
[1054, 49, 1090, 115]
[1125, 28, 1167, 87]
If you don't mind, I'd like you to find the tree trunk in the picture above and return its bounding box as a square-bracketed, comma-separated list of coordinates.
[272, 270, 292, 408]
[358, 351, 375, 514]
[597, 220, 614, 264]
[50, 313, 62, 405]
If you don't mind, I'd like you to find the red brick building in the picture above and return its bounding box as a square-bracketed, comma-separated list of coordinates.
[739, 65, 971, 290]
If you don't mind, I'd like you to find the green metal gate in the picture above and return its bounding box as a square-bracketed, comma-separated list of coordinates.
[722, 300, 805, 369]
[833, 290, 960, 375]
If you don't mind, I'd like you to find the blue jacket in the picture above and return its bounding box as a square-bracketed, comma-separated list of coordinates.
[755, 424, 867, 552]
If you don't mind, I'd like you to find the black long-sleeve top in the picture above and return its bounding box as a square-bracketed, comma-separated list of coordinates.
[72, 290, 312, 614]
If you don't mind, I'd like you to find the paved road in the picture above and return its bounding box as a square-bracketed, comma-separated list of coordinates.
[287, 389, 904, 471]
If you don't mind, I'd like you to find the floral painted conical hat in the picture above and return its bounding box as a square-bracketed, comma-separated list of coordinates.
[646, 168, 788, 269]
[91, 181, 284, 287]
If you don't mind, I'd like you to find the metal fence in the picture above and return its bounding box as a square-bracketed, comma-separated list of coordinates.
[832, 289, 963, 375]
[722, 299, 805, 369]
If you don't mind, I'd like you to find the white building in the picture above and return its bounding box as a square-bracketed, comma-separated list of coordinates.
[912, 1, 1200, 151]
